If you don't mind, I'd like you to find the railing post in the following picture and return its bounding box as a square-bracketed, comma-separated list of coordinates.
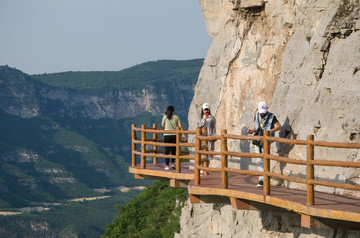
[201, 127, 209, 175]
[221, 129, 228, 189]
[263, 131, 270, 195]
[141, 125, 146, 169]
[131, 124, 137, 167]
[307, 135, 315, 205]
[194, 128, 201, 185]
[152, 124, 158, 164]
[176, 127, 181, 173]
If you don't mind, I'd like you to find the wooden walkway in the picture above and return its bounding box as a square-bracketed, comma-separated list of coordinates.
[130, 125, 360, 229]
[187, 173, 360, 224]
[130, 164, 360, 228]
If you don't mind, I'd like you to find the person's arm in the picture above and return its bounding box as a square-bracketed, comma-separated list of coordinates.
[247, 127, 256, 134]
[270, 121, 282, 133]
[178, 121, 186, 141]
[248, 113, 257, 134]
[161, 115, 166, 128]
[269, 116, 281, 133]
[197, 115, 206, 128]
[209, 116, 216, 136]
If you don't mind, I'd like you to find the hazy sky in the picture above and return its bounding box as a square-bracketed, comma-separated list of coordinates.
[0, 0, 211, 75]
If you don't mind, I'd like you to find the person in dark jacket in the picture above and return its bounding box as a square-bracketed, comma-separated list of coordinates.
[248, 101, 282, 187]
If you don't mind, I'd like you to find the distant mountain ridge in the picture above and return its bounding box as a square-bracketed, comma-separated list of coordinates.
[32, 59, 203, 90]
[2, 59, 203, 120]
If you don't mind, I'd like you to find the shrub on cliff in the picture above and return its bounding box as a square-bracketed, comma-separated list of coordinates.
[103, 180, 187, 238]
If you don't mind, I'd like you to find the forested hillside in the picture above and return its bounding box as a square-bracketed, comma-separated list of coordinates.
[0, 59, 202, 237]
[32, 59, 203, 90]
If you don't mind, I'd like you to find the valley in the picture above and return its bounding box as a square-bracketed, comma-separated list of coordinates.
[0, 59, 202, 237]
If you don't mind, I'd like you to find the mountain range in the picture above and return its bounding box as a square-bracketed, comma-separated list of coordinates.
[0, 59, 202, 236]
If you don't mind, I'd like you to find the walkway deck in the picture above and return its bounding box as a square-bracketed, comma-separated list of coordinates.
[130, 125, 360, 229]
[129, 163, 360, 226]
[187, 173, 360, 225]
[129, 164, 360, 229]
[129, 162, 194, 181]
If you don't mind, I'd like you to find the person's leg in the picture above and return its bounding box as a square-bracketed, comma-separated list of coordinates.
[255, 145, 264, 183]
[208, 141, 214, 160]
[169, 135, 176, 167]
[164, 136, 170, 167]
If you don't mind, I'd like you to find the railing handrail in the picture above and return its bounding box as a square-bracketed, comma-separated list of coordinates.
[131, 124, 360, 205]
[131, 124, 197, 173]
[134, 127, 195, 135]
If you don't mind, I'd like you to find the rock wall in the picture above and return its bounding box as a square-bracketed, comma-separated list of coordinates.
[189, 0, 360, 191]
[0, 67, 40, 118]
[184, 0, 360, 237]
[37, 83, 192, 120]
[176, 198, 360, 238]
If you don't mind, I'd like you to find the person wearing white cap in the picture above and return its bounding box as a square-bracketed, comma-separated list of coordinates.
[247, 101, 282, 187]
[197, 103, 216, 158]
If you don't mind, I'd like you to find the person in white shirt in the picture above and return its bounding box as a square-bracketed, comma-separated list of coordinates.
[161, 105, 186, 170]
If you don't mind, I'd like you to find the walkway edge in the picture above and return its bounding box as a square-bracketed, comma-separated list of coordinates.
[187, 185, 360, 224]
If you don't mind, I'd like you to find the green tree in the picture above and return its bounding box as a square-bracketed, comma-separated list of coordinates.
[104, 181, 187, 238]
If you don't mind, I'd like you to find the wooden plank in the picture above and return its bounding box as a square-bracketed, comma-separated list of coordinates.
[230, 197, 250, 210]
[170, 179, 180, 188]
[301, 215, 333, 229]
[129, 163, 194, 180]
[301, 214, 313, 228]
[134, 174, 143, 179]
[189, 194, 201, 204]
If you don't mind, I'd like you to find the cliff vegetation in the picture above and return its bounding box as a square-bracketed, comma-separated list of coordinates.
[104, 181, 187, 238]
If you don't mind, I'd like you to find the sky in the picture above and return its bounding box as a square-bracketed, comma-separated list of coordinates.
[0, 0, 211, 75]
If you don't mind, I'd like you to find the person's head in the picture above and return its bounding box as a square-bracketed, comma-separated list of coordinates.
[201, 102, 211, 117]
[258, 101, 268, 117]
[165, 105, 174, 119]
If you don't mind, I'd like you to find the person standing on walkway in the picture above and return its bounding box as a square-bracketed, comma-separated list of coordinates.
[248, 101, 282, 187]
[162, 105, 186, 170]
[197, 103, 216, 160]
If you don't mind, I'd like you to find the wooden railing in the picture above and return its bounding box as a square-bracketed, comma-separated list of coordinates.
[195, 128, 360, 205]
[131, 124, 360, 205]
[131, 124, 210, 173]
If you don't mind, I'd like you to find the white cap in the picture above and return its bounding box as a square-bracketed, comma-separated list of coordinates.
[202, 102, 210, 110]
[258, 101, 268, 114]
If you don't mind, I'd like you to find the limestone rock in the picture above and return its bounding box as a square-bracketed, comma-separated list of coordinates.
[185, 0, 360, 237]
[190, 0, 360, 194]
[176, 199, 360, 238]
[240, 0, 265, 9]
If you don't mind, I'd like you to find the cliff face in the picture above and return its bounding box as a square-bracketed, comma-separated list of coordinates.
[37, 82, 192, 120]
[182, 0, 360, 237]
[189, 0, 360, 190]
[177, 202, 359, 238]
[0, 67, 40, 118]
[0, 67, 195, 121]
